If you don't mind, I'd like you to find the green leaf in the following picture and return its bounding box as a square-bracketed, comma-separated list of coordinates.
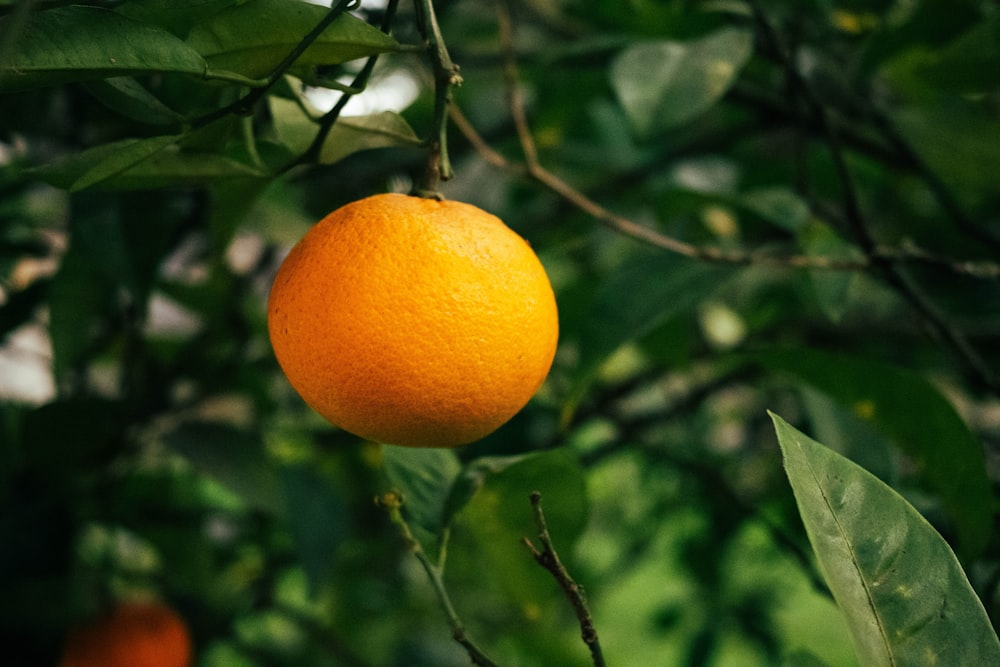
[739, 187, 811, 232]
[48, 237, 115, 382]
[780, 649, 833, 667]
[30, 135, 181, 191]
[770, 412, 1000, 667]
[797, 221, 863, 323]
[381, 445, 463, 554]
[752, 349, 991, 557]
[441, 454, 533, 530]
[0, 6, 208, 92]
[280, 463, 348, 592]
[448, 449, 587, 605]
[115, 0, 242, 38]
[164, 421, 283, 513]
[888, 103, 1000, 198]
[319, 112, 422, 164]
[83, 77, 186, 126]
[186, 0, 399, 80]
[610, 26, 753, 135]
[31, 135, 267, 192]
[270, 96, 421, 165]
[566, 253, 730, 419]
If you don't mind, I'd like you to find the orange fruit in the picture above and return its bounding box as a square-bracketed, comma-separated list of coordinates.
[267, 193, 558, 448]
[59, 600, 191, 667]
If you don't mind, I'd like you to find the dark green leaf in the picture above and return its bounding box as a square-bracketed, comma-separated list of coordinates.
[115, 0, 242, 37]
[780, 649, 833, 667]
[186, 0, 399, 80]
[771, 412, 1000, 667]
[30, 135, 181, 191]
[83, 77, 186, 125]
[611, 27, 753, 134]
[381, 445, 462, 551]
[441, 454, 533, 530]
[739, 187, 811, 232]
[566, 253, 730, 418]
[31, 136, 267, 192]
[753, 349, 991, 557]
[448, 449, 587, 603]
[48, 239, 114, 381]
[888, 103, 1000, 198]
[164, 421, 283, 513]
[797, 221, 863, 323]
[319, 112, 422, 164]
[281, 463, 348, 593]
[20, 398, 124, 471]
[0, 6, 207, 92]
[270, 97, 421, 165]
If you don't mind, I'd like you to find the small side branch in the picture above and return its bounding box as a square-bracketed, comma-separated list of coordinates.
[377, 493, 499, 667]
[414, 0, 463, 196]
[193, 0, 359, 130]
[522, 492, 606, 667]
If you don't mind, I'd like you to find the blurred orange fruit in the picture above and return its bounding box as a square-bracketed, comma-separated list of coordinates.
[267, 193, 559, 447]
[60, 601, 191, 667]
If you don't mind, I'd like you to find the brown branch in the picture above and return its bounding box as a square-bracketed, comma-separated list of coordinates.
[455, 5, 1000, 280]
[747, 0, 1000, 393]
[522, 492, 606, 667]
[479, 0, 1000, 392]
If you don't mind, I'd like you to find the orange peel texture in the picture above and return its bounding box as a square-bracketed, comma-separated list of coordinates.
[268, 193, 559, 447]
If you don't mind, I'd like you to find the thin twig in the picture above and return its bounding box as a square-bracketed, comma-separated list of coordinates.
[467, 8, 1000, 280]
[377, 493, 500, 667]
[414, 0, 462, 196]
[283, 0, 402, 171]
[192, 0, 360, 130]
[522, 492, 606, 667]
[487, 0, 1000, 391]
[747, 0, 1000, 393]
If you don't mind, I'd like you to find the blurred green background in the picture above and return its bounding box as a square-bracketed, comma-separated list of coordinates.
[1, 0, 998, 665]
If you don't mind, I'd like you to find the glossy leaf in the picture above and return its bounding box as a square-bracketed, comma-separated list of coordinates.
[319, 112, 422, 164]
[186, 0, 399, 80]
[771, 413, 1000, 667]
[611, 27, 753, 135]
[0, 6, 207, 92]
[83, 77, 186, 126]
[381, 445, 462, 554]
[752, 348, 991, 556]
[270, 97, 421, 165]
[30, 135, 181, 192]
[31, 136, 268, 192]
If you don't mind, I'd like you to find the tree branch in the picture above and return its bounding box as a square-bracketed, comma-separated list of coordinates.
[414, 0, 462, 197]
[746, 0, 1000, 393]
[522, 492, 606, 667]
[193, 0, 360, 130]
[377, 492, 500, 667]
[453, 4, 1000, 280]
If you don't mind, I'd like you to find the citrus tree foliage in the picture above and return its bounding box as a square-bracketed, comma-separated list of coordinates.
[2, 1, 999, 665]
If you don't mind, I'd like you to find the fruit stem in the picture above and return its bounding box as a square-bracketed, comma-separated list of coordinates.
[414, 0, 462, 198]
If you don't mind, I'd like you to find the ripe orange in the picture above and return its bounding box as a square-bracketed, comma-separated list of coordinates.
[267, 193, 559, 448]
[59, 600, 191, 667]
